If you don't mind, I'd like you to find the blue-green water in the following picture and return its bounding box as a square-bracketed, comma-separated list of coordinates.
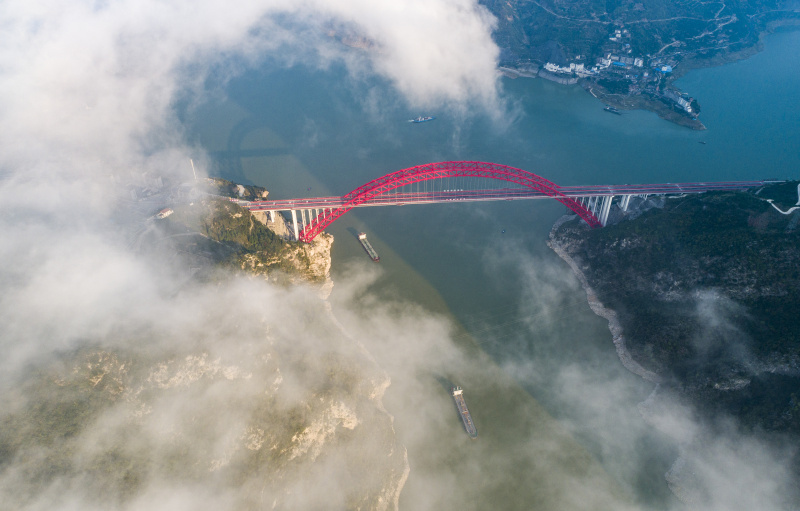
[185, 28, 800, 510]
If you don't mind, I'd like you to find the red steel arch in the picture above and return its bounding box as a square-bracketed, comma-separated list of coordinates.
[299, 161, 601, 242]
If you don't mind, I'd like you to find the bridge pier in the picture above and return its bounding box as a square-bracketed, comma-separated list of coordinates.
[291, 210, 299, 241]
[287, 208, 331, 238]
[599, 195, 613, 226]
[575, 195, 613, 226]
[240, 162, 771, 242]
[620, 195, 632, 212]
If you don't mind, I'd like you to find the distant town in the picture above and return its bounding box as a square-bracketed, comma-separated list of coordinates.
[486, 0, 800, 128]
[499, 26, 699, 127]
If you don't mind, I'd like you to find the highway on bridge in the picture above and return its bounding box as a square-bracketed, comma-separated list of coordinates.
[227, 161, 775, 242]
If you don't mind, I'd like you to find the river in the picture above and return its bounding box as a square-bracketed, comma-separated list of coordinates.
[182, 28, 800, 510]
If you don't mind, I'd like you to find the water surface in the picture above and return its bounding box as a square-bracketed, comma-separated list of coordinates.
[183, 28, 800, 510]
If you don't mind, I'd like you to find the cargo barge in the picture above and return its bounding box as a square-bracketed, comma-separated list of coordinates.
[357, 232, 380, 262]
[451, 386, 478, 439]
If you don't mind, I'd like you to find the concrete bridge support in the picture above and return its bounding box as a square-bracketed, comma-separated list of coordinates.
[599, 195, 614, 226]
[291, 210, 299, 241]
[286, 208, 333, 241]
[575, 195, 614, 226]
[620, 195, 632, 212]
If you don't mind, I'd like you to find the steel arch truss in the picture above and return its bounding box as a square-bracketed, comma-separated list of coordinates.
[299, 161, 601, 242]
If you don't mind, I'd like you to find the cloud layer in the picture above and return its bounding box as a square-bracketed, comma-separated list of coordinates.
[0, 0, 503, 509]
[0, 0, 499, 171]
[2, 0, 795, 509]
[485, 238, 798, 511]
[0, 0, 503, 376]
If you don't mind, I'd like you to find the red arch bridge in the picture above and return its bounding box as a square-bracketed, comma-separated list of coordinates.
[231, 161, 775, 242]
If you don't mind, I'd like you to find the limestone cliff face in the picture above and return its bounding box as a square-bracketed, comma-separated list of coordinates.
[248, 210, 334, 297]
[3, 185, 404, 510]
[0, 321, 407, 510]
[251, 210, 290, 238]
[296, 232, 334, 298]
[167, 197, 334, 293]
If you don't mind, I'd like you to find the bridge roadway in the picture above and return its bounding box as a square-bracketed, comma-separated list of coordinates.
[240, 180, 772, 212]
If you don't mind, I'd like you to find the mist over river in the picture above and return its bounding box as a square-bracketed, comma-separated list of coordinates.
[183, 28, 800, 510]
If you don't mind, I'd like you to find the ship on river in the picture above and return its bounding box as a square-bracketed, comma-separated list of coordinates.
[451, 386, 478, 439]
[357, 232, 380, 262]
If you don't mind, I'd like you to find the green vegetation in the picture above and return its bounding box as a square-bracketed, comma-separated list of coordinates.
[485, 0, 799, 67]
[760, 180, 800, 209]
[163, 198, 326, 281]
[484, 0, 799, 130]
[553, 183, 800, 434]
[0, 349, 144, 506]
[597, 78, 631, 95]
[197, 199, 284, 253]
[0, 341, 392, 509]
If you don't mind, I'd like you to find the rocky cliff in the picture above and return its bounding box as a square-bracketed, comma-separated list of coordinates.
[0, 318, 407, 509]
[160, 197, 333, 294]
[0, 183, 408, 510]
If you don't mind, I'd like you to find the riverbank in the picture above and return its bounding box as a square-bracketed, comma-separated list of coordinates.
[548, 216, 663, 384]
[502, 67, 707, 129]
[586, 24, 800, 129]
[547, 187, 800, 506]
[585, 84, 706, 130]
[504, 23, 800, 130]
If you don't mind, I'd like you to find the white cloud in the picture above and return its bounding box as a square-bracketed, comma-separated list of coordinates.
[0, 1, 503, 508]
[490, 246, 798, 511]
[0, 0, 499, 173]
[8, 0, 794, 509]
[0, 0, 503, 376]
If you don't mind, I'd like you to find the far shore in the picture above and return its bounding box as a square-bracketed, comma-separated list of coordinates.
[497, 21, 800, 130]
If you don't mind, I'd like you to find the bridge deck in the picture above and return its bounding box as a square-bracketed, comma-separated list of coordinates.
[241, 181, 771, 212]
